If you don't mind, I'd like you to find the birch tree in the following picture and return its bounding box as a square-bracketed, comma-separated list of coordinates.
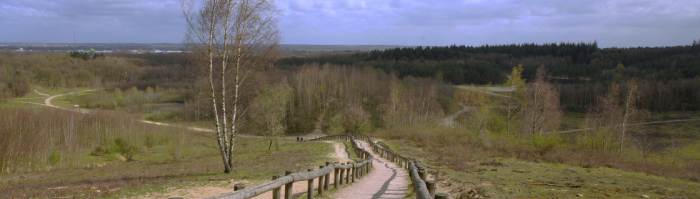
[521, 65, 563, 140]
[620, 78, 640, 153]
[181, 0, 281, 173]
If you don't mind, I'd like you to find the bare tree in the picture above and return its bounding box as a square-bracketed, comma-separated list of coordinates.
[343, 103, 370, 134]
[585, 82, 622, 151]
[181, 0, 281, 173]
[521, 65, 563, 140]
[620, 78, 640, 153]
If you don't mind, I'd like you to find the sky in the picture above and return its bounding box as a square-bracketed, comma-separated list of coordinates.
[1, 0, 699, 47]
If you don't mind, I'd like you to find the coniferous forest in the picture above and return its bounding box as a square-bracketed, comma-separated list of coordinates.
[278, 42, 700, 112]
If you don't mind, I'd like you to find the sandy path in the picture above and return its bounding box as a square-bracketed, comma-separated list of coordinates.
[331, 141, 409, 199]
[455, 85, 512, 98]
[34, 89, 50, 97]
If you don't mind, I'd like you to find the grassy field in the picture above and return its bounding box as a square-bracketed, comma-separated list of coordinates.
[0, 135, 335, 198]
[381, 139, 700, 198]
[1, 86, 96, 109]
[0, 88, 337, 198]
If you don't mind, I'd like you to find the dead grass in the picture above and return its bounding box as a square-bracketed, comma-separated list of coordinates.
[0, 106, 335, 198]
[372, 124, 700, 198]
[0, 137, 334, 198]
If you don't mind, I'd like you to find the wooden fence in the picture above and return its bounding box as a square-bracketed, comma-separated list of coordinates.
[352, 134, 445, 199]
[205, 134, 447, 199]
[205, 135, 373, 199]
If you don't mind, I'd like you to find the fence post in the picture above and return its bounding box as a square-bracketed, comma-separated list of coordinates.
[339, 163, 345, 185]
[325, 162, 331, 191]
[426, 181, 436, 198]
[334, 162, 340, 189]
[419, 169, 427, 182]
[272, 175, 281, 199]
[345, 162, 351, 184]
[358, 163, 363, 178]
[318, 165, 324, 196]
[307, 168, 314, 199]
[234, 183, 245, 191]
[435, 193, 449, 199]
[351, 164, 355, 183]
[285, 170, 293, 199]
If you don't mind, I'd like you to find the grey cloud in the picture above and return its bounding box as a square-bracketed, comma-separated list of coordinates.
[0, 0, 184, 43]
[1, 0, 698, 46]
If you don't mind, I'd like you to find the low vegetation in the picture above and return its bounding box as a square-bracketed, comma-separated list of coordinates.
[0, 107, 334, 198]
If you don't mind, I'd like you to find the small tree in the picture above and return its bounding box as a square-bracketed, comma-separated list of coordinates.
[521, 65, 563, 140]
[620, 78, 640, 153]
[585, 82, 622, 151]
[504, 64, 527, 136]
[327, 114, 345, 135]
[250, 83, 291, 151]
[343, 104, 370, 134]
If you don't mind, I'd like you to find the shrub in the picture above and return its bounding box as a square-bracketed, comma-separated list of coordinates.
[89, 138, 136, 161]
[90, 147, 105, 156]
[112, 138, 136, 160]
[533, 134, 563, 155]
[48, 151, 60, 165]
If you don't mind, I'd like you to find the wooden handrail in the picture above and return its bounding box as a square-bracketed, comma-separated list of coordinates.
[357, 134, 434, 199]
[206, 135, 374, 199]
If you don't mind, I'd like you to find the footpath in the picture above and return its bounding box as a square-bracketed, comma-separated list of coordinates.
[331, 141, 409, 199]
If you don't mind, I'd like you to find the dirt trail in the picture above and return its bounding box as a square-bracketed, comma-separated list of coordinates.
[34, 89, 50, 97]
[331, 140, 409, 199]
[455, 85, 512, 98]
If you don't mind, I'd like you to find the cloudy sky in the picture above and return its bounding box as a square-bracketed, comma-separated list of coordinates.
[1, 0, 699, 47]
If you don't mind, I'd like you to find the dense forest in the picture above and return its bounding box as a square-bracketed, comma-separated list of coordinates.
[277, 42, 700, 112]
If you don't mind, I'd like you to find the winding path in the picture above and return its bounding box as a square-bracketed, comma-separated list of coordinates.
[332, 140, 409, 199]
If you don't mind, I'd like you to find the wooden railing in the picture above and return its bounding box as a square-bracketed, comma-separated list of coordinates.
[205, 134, 448, 199]
[205, 135, 374, 199]
[354, 134, 447, 199]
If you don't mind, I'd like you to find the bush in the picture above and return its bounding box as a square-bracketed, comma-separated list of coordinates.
[89, 138, 136, 161]
[533, 135, 563, 155]
[48, 151, 60, 165]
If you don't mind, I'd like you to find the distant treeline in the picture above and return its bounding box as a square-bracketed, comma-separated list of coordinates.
[0, 51, 197, 103]
[277, 41, 700, 111]
[278, 42, 700, 82]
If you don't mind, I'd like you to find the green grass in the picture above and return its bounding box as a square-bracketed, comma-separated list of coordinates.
[52, 90, 98, 108]
[1, 86, 95, 109]
[342, 141, 362, 162]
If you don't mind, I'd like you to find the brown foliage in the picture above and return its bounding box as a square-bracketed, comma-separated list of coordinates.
[375, 126, 700, 182]
[342, 103, 370, 134]
[521, 65, 563, 138]
[0, 108, 187, 173]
